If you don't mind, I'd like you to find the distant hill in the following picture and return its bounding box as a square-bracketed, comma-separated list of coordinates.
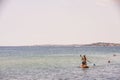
[29, 42, 120, 47]
[83, 42, 120, 47]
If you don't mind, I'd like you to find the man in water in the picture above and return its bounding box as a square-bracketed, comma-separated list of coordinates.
[80, 55, 89, 68]
[108, 60, 110, 63]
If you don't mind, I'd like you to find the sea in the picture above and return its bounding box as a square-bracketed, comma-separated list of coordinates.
[0, 46, 120, 80]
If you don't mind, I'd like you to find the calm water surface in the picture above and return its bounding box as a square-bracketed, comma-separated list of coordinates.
[0, 46, 120, 80]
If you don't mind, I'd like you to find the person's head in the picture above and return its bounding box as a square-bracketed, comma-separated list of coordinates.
[83, 55, 86, 57]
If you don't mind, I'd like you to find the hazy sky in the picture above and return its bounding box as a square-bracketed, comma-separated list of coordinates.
[0, 0, 120, 46]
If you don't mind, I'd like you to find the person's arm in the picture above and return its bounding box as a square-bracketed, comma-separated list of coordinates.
[86, 59, 91, 63]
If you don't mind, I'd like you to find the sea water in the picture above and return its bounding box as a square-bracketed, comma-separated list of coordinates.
[0, 46, 120, 80]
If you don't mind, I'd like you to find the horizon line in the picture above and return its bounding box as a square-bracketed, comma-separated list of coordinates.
[0, 42, 120, 47]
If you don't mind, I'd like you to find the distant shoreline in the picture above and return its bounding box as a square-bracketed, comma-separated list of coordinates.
[82, 42, 120, 47]
[24, 42, 120, 47]
[0, 42, 120, 47]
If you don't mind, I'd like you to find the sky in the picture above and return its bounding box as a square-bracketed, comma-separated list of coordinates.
[0, 0, 120, 46]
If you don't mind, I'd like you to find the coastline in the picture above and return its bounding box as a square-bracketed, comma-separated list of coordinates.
[0, 42, 120, 47]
